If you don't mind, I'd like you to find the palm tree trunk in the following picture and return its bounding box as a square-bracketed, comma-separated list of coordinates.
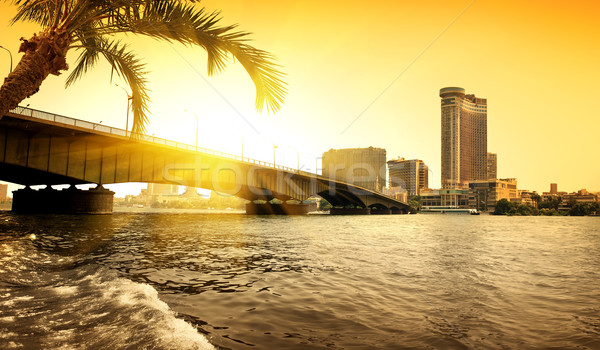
[0, 29, 70, 119]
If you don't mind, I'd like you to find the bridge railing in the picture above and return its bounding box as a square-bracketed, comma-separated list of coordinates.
[9, 106, 316, 176]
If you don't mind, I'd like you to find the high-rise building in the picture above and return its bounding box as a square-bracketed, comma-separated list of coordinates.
[487, 152, 497, 179]
[550, 183, 558, 195]
[0, 184, 7, 201]
[440, 87, 488, 189]
[387, 157, 428, 197]
[322, 147, 386, 192]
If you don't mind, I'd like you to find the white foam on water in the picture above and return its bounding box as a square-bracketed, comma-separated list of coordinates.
[1, 295, 35, 307]
[1, 299, 15, 307]
[102, 277, 168, 311]
[0, 331, 18, 339]
[1, 228, 215, 349]
[0, 316, 15, 323]
[156, 317, 216, 350]
[5, 341, 22, 348]
[52, 285, 78, 295]
[77, 268, 216, 349]
[1, 248, 216, 350]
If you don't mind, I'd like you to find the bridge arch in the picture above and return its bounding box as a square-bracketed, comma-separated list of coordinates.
[368, 203, 390, 215]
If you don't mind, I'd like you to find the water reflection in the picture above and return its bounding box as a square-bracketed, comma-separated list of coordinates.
[1, 212, 600, 349]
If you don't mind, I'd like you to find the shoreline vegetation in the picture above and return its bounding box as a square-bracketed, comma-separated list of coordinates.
[492, 198, 600, 216]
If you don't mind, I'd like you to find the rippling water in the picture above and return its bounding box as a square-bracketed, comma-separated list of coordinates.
[1, 211, 599, 349]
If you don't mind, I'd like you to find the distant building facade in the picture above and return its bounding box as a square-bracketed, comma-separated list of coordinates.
[468, 178, 519, 211]
[543, 183, 565, 197]
[382, 187, 408, 203]
[543, 188, 598, 206]
[440, 87, 488, 190]
[387, 157, 428, 197]
[487, 152, 497, 179]
[421, 189, 470, 208]
[0, 184, 7, 201]
[322, 147, 386, 192]
[147, 183, 179, 196]
[513, 190, 537, 207]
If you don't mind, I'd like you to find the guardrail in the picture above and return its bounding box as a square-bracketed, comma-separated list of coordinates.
[9, 106, 316, 176]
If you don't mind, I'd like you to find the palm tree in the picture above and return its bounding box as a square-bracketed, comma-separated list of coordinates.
[0, 0, 286, 135]
[530, 192, 541, 209]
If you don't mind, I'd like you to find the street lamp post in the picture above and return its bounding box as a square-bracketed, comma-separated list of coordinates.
[0, 45, 13, 74]
[93, 121, 103, 130]
[184, 109, 199, 150]
[273, 145, 278, 165]
[115, 84, 132, 134]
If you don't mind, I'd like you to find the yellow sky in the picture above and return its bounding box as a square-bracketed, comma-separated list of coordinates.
[0, 0, 599, 195]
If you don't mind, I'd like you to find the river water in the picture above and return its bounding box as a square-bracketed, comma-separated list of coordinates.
[1, 211, 599, 349]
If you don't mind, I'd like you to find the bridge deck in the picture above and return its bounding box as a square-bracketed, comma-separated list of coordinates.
[1, 107, 408, 210]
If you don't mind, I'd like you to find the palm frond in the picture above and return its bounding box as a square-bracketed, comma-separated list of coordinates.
[225, 43, 287, 113]
[119, 1, 234, 75]
[64, 32, 100, 86]
[84, 38, 151, 136]
[10, 0, 58, 27]
[112, 0, 287, 112]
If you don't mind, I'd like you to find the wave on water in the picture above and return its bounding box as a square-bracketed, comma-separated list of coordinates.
[0, 234, 215, 350]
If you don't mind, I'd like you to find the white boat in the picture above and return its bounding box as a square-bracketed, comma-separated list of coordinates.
[420, 206, 479, 215]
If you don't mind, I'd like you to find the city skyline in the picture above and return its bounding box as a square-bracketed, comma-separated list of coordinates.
[0, 1, 598, 196]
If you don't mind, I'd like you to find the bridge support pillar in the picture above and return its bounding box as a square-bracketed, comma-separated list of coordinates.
[12, 185, 114, 214]
[329, 207, 371, 215]
[245, 202, 314, 215]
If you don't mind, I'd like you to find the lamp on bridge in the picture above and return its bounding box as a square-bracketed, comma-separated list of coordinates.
[0, 45, 12, 75]
[93, 121, 103, 130]
[115, 84, 132, 134]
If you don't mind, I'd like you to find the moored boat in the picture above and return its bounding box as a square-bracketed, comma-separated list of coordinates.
[420, 206, 479, 215]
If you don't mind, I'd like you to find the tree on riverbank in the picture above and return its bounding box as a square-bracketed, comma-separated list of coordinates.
[493, 199, 513, 215]
[530, 192, 542, 209]
[569, 202, 600, 216]
[538, 196, 562, 210]
[0, 0, 286, 134]
[494, 197, 599, 216]
[408, 195, 421, 214]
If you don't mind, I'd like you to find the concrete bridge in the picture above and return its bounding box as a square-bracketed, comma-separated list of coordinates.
[0, 107, 410, 214]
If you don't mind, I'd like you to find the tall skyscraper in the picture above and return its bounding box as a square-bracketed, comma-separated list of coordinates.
[487, 152, 497, 179]
[387, 157, 428, 196]
[440, 87, 488, 189]
[322, 147, 386, 192]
